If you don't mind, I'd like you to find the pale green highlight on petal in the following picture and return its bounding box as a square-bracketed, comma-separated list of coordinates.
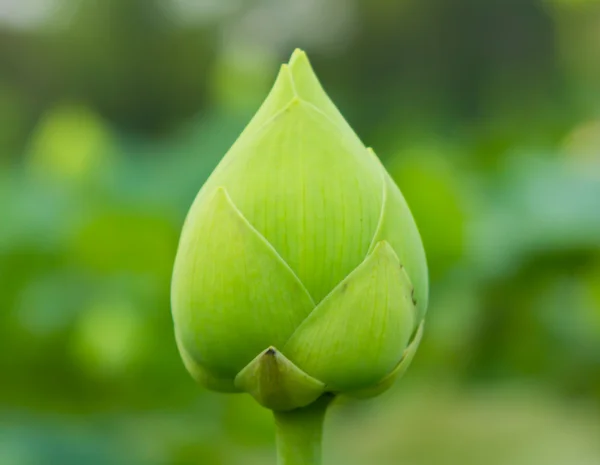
[200, 100, 384, 303]
[175, 333, 238, 392]
[236, 64, 297, 142]
[235, 346, 326, 411]
[288, 49, 362, 145]
[346, 320, 424, 399]
[171, 187, 315, 379]
[368, 148, 429, 321]
[283, 241, 416, 391]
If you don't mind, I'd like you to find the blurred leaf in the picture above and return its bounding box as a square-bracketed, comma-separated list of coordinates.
[26, 105, 116, 186]
[470, 156, 600, 277]
[387, 145, 469, 278]
[328, 386, 600, 465]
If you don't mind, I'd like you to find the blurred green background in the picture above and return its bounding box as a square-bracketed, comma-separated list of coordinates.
[1, 0, 600, 464]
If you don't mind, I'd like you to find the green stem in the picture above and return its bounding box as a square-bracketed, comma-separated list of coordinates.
[273, 395, 333, 465]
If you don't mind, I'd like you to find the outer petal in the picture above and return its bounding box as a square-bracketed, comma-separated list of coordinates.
[234, 346, 325, 412]
[346, 321, 424, 399]
[368, 148, 429, 321]
[283, 241, 416, 391]
[171, 187, 315, 379]
[196, 54, 384, 304]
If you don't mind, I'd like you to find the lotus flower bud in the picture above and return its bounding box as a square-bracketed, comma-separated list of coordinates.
[172, 49, 428, 411]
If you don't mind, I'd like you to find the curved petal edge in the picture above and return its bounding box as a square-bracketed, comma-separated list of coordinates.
[172, 187, 315, 379]
[283, 241, 417, 391]
[175, 334, 239, 393]
[346, 320, 425, 399]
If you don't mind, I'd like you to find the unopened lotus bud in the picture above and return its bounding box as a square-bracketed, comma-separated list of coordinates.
[171, 49, 428, 412]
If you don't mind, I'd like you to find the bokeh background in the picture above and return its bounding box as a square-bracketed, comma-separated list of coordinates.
[1, 0, 600, 464]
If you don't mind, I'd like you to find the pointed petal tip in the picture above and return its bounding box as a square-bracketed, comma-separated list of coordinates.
[255, 66, 301, 116]
[288, 48, 317, 85]
[371, 241, 415, 293]
[265, 346, 277, 356]
[371, 240, 398, 260]
[285, 47, 360, 138]
[235, 64, 296, 132]
[211, 186, 234, 208]
[273, 63, 294, 89]
[289, 48, 308, 65]
[278, 63, 291, 77]
[213, 185, 227, 195]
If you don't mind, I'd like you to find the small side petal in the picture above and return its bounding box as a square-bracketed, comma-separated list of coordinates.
[283, 241, 416, 391]
[172, 187, 315, 380]
[345, 321, 424, 399]
[235, 346, 326, 412]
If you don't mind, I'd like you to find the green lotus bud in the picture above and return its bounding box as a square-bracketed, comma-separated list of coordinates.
[171, 50, 428, 413]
